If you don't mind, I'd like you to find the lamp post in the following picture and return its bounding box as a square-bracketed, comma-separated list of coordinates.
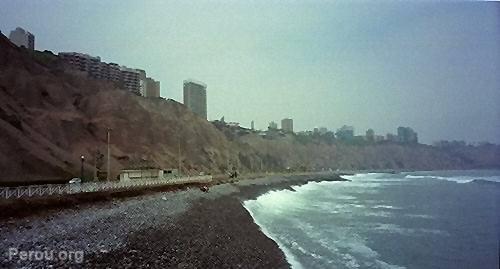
[178, 132, 181, 176]
[107, 128, 111, 181]
[80, 155, 85, 181]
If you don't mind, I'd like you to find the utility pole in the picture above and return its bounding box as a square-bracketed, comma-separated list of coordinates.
[107, 128, 111, 181]
[93, 149, 97, 180]
[80, 155, 85, 181]
[178, 130, 181, 176]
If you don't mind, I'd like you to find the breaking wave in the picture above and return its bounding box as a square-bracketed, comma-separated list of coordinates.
[243, 170, 499, 268]
[404, 174, 500, 184]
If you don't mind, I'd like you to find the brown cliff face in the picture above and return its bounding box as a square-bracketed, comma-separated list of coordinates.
[236, 133, 500, 171]
[0, 34, 498, 184]
[0, 34, 236, 182]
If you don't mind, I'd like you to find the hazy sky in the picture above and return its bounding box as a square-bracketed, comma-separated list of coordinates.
[1, 1, 499, 144]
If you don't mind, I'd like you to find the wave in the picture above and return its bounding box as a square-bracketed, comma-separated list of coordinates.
[242, 170, 499, 269]
[243, 181, 407, 269]
[404, 174, 500, 184]
[243, 200, 305, 269]
[470, 179, 500, 186]
[342, 173, 389, 181]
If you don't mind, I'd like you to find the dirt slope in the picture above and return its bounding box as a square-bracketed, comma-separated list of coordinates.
[0, 33, 498, 184]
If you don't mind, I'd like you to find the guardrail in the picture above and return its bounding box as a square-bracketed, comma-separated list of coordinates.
[0, 175, 212, 200]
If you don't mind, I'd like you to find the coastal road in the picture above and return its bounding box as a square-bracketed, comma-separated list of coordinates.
[1, 175, 334, 268]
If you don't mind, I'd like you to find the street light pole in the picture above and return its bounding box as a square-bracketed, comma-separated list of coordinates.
[80, 155, 85, 181]
[178, 131, 181, 176]
[107, 128, 111, 181]
[93, 150, 97, 180]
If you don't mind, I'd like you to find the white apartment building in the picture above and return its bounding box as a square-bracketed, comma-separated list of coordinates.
[8, 27, 35, 50]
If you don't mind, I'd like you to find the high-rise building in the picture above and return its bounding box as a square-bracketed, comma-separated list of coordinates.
[59, 52, 157, 97]
[120, 67, 142, 95]
[145, 77, 160, 98]
[59, 52, 101, 74]
[136, 69, 147, 96]
[397, 127, 418, 144]
[366, 129, 375, 142]
[101, 62, 121, 82]
[8, 27, 34, 50]
[281, 118, 294, 133]
[183, 79, 207, 119]
[335, 125, 354, 141]
[269, 121, 278, 129]
[251, 120, 255, 130]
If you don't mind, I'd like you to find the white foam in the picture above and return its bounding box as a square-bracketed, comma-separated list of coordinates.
[242, 176, 411, 269]
[373, 223, 448, 236]
[372, 205, 402, 210]
[345, 241, 379, 258]
[405, 213, 433, 219]
[342, 173, 379, 181]
[243, 201, 305, 269]
[341, 253, 361, 269]
[364, 211, 393, 217]
[405, 174, 500, 184]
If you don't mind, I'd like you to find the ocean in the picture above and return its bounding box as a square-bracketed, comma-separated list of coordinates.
[243, 170, 500, 269]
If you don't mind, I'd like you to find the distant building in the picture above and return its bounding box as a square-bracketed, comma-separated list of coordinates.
[59, 52, 154, 96]
[335, 125, 354, 141]
[120, 67, 142, 95]
[397, 127, 418, 144]
[59, 52, 101, 75]
[386, 133, 398, 142]
[9, 27, 34, 50]
[375, 135, 385, 142]
[136, 69, 147, 96]
[366, 129, 375, 142]
[281, 118, 293, 133]
[183, 79, 207, 119]
[101, 62, 121, 82]
[313, 127, 319, 134]
[228, 122, 240, 127]
[251, 120, 255, 130]
[269, 121, 278, 129]
[119, 168, 164, 182]
[145, 77, 160, 98]
[318, 127, 328, 135]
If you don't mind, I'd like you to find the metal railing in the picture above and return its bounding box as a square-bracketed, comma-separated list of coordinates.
[0, 175, 212, 199]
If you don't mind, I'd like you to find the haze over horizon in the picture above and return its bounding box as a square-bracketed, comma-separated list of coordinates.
[1, 0, 499, 145]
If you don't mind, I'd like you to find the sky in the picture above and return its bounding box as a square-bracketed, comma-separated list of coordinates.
[1, 0, 499, 144]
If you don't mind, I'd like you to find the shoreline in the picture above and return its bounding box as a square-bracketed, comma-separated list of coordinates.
[0, 171, 348, 220]
[0, 173, 348, 268]
[83, 173, 350, 268]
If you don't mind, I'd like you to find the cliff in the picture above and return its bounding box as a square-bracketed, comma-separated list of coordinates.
[0, 34, 498, 183]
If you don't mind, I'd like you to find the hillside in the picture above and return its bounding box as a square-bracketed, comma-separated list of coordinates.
[0, 34, 240, 183]
[0, 34, 499, 183]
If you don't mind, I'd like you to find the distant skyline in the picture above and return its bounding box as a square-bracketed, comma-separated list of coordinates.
[1, 1, 499, 144]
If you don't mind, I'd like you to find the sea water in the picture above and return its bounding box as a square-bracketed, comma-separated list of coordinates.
[243, 170, 500, 269]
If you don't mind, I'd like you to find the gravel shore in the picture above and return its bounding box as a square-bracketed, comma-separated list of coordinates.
[0, 173, 347, 268]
